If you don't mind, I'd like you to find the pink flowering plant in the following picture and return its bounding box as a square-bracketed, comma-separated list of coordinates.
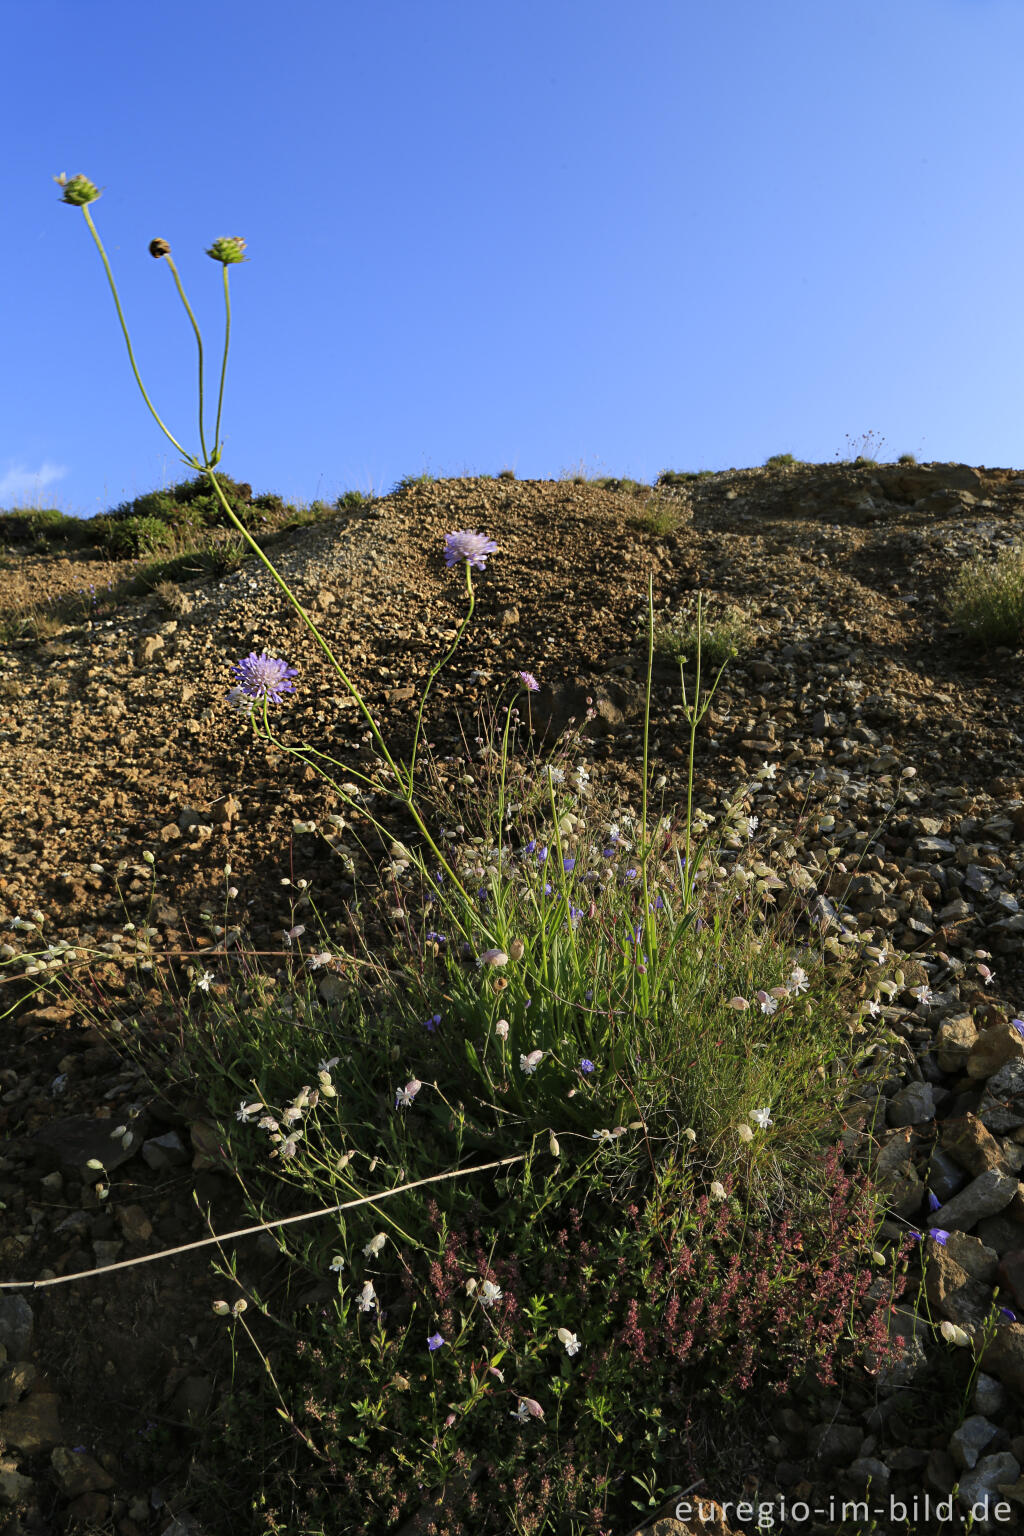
[32, 174, 937, 1534]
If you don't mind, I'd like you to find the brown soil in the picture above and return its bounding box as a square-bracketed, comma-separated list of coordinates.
[2, 459, 1024, 1534]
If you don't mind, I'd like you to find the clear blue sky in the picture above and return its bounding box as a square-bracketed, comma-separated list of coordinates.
[6, 0, 1023, 517]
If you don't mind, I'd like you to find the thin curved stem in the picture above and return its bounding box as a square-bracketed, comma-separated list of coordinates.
[79, 205, 194, 464]
[163, 254, 209, 465]
[213, 262, 231, 460]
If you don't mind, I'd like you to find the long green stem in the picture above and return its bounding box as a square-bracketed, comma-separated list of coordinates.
[402, 561, 475, 795]
[213, 262, 231, 460]
[80, 205, 194, 464]
[163, 254, 209, 465]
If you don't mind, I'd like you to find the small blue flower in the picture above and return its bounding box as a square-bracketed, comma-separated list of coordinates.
[625, 868, 637, 881]
[525, 840, 537, 855]
[537, 847, 549, 865]
[1012, 1020, 1024, 1041]
[427, 1332, 445, 1351]
[426, 930, 447, 946]
[930, 1229, 951, 1246]
[563, 857, 576, 873]
[580, 1059, 595, 1075]
[421, 1013, 441, 1033]
[1001, 1307, 1017, 1322]
[927, 1191, 941, 1213]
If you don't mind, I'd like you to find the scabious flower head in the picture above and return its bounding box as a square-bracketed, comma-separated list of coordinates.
[228, 651, 298, 708]
[443, 530, 498, 571]
[148, 237, 171, 259]
[207, 235, 248, 264]
[580, 1058, 595, 1075]
[54, 173, 101, 206]
[519, 670, 540, 691]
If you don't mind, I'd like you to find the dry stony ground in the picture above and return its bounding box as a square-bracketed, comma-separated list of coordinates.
[2, 460, 1024, 1534]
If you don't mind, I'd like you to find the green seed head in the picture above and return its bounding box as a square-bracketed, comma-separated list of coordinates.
[149, 238, 171, 259]
[54, 173, 102, 207]
[206, 236, 248, 265]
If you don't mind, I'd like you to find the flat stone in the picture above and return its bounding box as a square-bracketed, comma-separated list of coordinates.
[944, 1232, 999, 1283]
[974, 1372, 1006, 1416]
[0, 1391, 62, 1453]
[956, 1452, 1019, 1525]
[50, 1444, 115, 1497]
[950, 1414, 999, 1470]
[30, 1115, 145, 1179]
[886, 1080, 936, 1127]
[978, 1060, 1024, 1134]
[929, 1147, 968, 1202]
[923, 1246, 994, 1329]
[0, 1296, 33, 1359]
[981, 1321, 1024, 1393]
[941, 1114, 1007, 1176]
[997, 1249, 1024, 1309]
[928, 1169, 1018, 1232]
[935, 1013, 979, 1072]
[968, 1022, 1024, 1080]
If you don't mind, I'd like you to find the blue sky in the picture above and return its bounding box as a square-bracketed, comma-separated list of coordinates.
[6, 0, 1024, 517]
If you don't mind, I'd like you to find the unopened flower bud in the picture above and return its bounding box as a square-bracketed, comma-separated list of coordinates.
[548, 1131, 560, 1158]
[207, 235, 248, 265]
[509, 939, 524, 962]
[54, 173, 101, 206]
[149, 238, 171, 258]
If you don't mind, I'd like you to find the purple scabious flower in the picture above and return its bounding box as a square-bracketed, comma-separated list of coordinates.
[580, 1058, 595, 1075]
[519, 670, 540, 691]
[229, 651, 298, 706]
[444, 530, 499, 571]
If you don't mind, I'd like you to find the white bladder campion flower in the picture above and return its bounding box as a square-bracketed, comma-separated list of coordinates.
[363, 1233, 387, 1258]
[329, 1255, 345, 1274]
[520, 1050, 544, 1075]
[709, 1180, 728, 1200]
[750, 1106, 773, 1130]
[358, 1281, 377, 1313]
[940, 1320, 970, 1347]
[478, 1279, 503, 1308]
[395, 1079, 422, 1109]
[495, 1019, 510, 1040]
[557, 1327, 581, 1356]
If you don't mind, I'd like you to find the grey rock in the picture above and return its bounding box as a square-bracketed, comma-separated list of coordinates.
[846, 1456, 890, 1493]
[928, 1169, 1018, 1233]
[810, 1421, 863, 1467]
[141, 1130, 189, 1169]
[886, 1080, 936, 1127]
[929, 1147, 968, 1202]
[949, 1414, 998, 1470]
[974, 1372, 1006, 1416]
[956, 1452, 1020, 1526]
[978, 1060, 1024, 1134]
[0, 1297, 33, 1360]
